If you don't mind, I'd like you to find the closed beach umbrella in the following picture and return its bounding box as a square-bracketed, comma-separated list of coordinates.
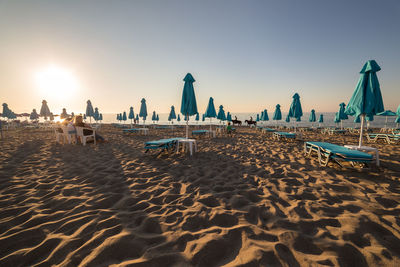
[156, 114, 159, 122]
[128, 107, 135, 125]
[217, 105, 226, 124]
[122, 111, 127, 123]
[135, 114, 139, 123]
[285, 114, 290, 123]
[139, 98, 148, 125]
[345, 60, 384, 147]
[334, 112, 341, 126]
[256, 114, 260, 122]
[99, 113, 103, 122]
[60, 108, 68, 119]
[94, 107, 100, 121]
[152, 111, 157, 123]
[86, 100, 94, 123]
[83, 114, 86, 121]
[288, 93, 303, 130]
[184, 114, 188, 121]
[177, 114, 181, 122]
[119, 113, 123, 123]
[169, 106, 177, 124]
[116, 114, 119, 122]
[296, 117, 301, 122]
[195, 113, 199, 122]
[180, 73, 198, 138]
[40, 100, 51, 120]
[30, 109, 39, 121]
[263, 109, 269, 121]
[202, 114, 205, 121]
[318, 114, 324, 127]
[337, 103, 348, 129]
[204, 97, 217, 132]
[354, 115, 361, 123]
[309, 109, 316, 122]
[226, 112, 232, 122]
[2, 103, 12, 119]
[377, 110, 396, 129]
[273, 104, 282, 121]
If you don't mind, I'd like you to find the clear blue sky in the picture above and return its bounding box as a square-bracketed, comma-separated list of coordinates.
[0, 0, 399, 115]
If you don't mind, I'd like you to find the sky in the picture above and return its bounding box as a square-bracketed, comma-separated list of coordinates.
[0, 0, 399, 115]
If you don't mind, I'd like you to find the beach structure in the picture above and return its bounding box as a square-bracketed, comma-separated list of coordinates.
[180, 73, 198, 138]
[128, 107, 135, 126]
[40, 100, 51, 120]
[204, 97, 217, 132]
[288, 93, 303, 131]
[86, 100, 95, 123]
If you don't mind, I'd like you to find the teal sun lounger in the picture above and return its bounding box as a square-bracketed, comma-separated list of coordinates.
[304, 141, 373, 167]
[144, 138, 185, 154]
[366, 133, 400, 144]
[273, 131, 297, 141]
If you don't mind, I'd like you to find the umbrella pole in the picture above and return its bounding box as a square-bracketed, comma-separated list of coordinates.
[186, 113, 189, 139]
[359, 114, 365, 147]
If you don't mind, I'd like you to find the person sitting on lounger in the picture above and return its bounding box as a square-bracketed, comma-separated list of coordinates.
[73, 115, 106, 142]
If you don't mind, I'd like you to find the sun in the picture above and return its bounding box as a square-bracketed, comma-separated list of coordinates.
[35, 65, 78, 99]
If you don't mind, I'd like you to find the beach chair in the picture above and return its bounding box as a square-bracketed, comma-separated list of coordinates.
[75, 126, 96, 146]
[327, 129, 346, 135]
[53, 125, 64, 143]
[366, 133, 400, 144]
[192, 130, 209, 138]
[123, 128, 140, 134]
[144, 138, 184, 155]
[262, 127, 276, 134]
[273, 131, 299, 141]
[304, 141, 373, 167]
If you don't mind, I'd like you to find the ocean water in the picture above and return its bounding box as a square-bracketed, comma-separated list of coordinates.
[100, 112, 398, 129]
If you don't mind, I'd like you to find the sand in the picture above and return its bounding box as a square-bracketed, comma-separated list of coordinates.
[0, 125, 399, 266]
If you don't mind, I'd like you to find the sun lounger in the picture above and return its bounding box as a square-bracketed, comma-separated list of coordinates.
[262, 127, 276, 134]
[273, 131, 298, 141]
[123, 128, 140, 133]
[304, 141, 373, 167]
[327, 129, 346, 135]
[192, 130, 209, 137]
[144, 138, 185, 154]
[366, 133, 400, 144]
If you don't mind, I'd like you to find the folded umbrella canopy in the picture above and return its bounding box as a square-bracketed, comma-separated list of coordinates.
[2, 103, 12, 119]
[180, 73, 198, 138]
[129, 107, 135, 125]
[345, 60, 384, 147]
[285, 114, 290, 123]
[40, 100, 51, 120]
[338, 103, 348, 129]
[318, 114, 324, 126]
[169, 105, 177, 124]
[204, 97, 217, 132]
[122, 111, 127, 123]
[177, 114, 181, 122]
[263, 109, 269, 122]
[86, 100, 94, 123]
[309, 109, 316, 122]
[30, 109, 39, 121]
[226, 112, 232, 122]
[139, 98, 148, 125]
[202, 114, 205, 121]
[94, 107, 100, 121]
[61, 108, 68, 119]
[256, 114, 260, 122]
[135, 114, 139, 123]
[288, 93, 303, 131]
[195, 113, 200, 123]
[152, 111, 157, 123]
[217, 105, 226, 124]
[334, 112, 341, 125]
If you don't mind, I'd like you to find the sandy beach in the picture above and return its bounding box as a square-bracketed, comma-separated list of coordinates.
[0, 126, 399, 266]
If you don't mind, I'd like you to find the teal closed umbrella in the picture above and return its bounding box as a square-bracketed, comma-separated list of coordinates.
[288, 93, 303, 130]
[135, 114, 139, 123]
[86, 100, 94, 123]
[338, 103, 348, 129]
[156, 114, 159, 122]
[30, 109, 39, 121]
[263, 109, 269, 122]
[122, 111, 127, 124]
[116, 114, 119, 122]
[318, 114, 324, 127]
[128, 107, 135, 126]
[217, 105, 226, 124]
[94, 107, 100, 122]
[169, 105, 177, 124]
[309, 109, 316, 126]
[99, 113, 103, 123]
[83, 114, 87, 121]
[152, 111, 157, 123]
[180, 73, 198, 138]
[2, 103, 12, 119]
[119, 113, 122, 123]
[345, 60, 384, 147]
[377, 110, 396, 129]
[354, 115, 361, 123]
[40, 100, 51, 120]
[296, 117, 301, 122]
[139, 98, 148, 125]
[334, 112, 341, 126]
[177, 114, 181, 122]
[226, 112, 232, 122]
[202, 114, 205, 121]
[285, 114, 290, 123]
[61, 108, 68, 119]
[195, 113, 199, 123]
[204, 97, 217, 132]
[256, 114, 260, 122]
[273, 104, 282, 127]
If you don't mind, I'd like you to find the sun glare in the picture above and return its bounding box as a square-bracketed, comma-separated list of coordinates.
[35, 65, 78, 100]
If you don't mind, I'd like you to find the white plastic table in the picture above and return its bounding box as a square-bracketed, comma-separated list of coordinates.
[138, 128, 149, 135]
[344, 145, 380, 166]
[176, 139, 197, 156]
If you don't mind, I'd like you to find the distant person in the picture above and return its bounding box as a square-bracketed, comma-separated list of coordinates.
[226, 122, 233, 136]
[74, 115, 106, 143]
